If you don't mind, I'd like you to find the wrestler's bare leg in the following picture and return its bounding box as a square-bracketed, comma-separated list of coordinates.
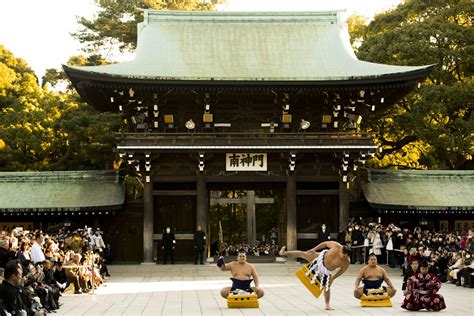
[353, 287, 364, 299]
[222, 286, 264, 298]
[324, 289, 334, 310]
[220, 287, 231, 298]
[254, 287, 265, 298]
[387, 287, 396, 297]
[354, 287, 396, 298]
[279, 246, 318, 262]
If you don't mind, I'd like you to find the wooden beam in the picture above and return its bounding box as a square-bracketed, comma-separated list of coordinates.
[296, 189, 339, 195]
[210, 197, 274, 204]
[154, 233, 194, 240]
[153, 190, 197, 196]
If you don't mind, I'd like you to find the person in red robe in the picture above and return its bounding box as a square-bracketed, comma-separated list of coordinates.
[401, 260, 446, 311]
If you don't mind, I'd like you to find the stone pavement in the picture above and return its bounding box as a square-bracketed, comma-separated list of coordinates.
[56, 263, 473, 316]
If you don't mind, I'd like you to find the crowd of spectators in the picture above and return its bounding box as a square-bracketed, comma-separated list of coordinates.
[0, 226, 111, 315]
[335, 222, 474, 287]
[219, 241, 280, 257]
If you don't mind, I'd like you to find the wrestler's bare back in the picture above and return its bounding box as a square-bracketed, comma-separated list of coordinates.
[305, 245, 349, 271]
[279, 246, 348, 274]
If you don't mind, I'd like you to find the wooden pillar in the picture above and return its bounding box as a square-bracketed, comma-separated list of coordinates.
[196, 171, 208, 239]
[246, 190, 256, 246]
[339, 181, 349, 230]
[286, 173, 297, 255]
[143, 175, 154, 263]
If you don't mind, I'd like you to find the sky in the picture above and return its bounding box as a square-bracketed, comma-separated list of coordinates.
[0, 0, 403, 80]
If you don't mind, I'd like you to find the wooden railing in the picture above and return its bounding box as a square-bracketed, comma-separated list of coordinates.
[116, 132, 377, 150]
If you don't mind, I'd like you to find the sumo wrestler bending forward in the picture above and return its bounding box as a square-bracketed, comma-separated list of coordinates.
[279, 241, 351, 310]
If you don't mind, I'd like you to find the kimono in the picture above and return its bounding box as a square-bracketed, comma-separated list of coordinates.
[401, 272, 446, 311]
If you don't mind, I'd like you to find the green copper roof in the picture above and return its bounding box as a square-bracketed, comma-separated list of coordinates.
[65, 10, 432, 81]
[0, 170, 125, 212]
[362, 169, 474, 211]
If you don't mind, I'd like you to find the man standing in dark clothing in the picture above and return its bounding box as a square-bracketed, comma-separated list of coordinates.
[317, 224, 330, 244]
[194, 225, 206, 265]
[351, 225, 365, 264]
[162, 227, 176, 264]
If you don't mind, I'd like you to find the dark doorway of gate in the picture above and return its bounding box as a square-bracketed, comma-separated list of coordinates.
[208, 186, 283, 261]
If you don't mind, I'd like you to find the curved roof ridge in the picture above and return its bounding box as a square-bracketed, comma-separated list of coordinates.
[64, 9, 432, 82]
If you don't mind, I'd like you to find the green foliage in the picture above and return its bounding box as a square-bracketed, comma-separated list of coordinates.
[125, 174, 144, 199]
[0, 45, 120, 171]
[51, 101, 121, 170]
[356, 0, 473, 169]
[42, 54, 108, 90]
[346, 13, 368, 50]
[73, 0, 216, 54]
[0, 45, 54, 170]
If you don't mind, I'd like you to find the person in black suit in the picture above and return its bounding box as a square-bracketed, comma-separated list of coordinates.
[351, 225, 365, 264]
[194, 225, 206, 265]
[318, 224, 330, 244]
[162, 227, 176, 264]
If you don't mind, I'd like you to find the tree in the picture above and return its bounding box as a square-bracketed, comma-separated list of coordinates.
[346, 13, 368, 50]
[356, 0, 473, 169]
[42, 54, 108, 90]
[0, 45, 120, 171]
[0, 45, 60, 170]
[73, 0, 220, 55]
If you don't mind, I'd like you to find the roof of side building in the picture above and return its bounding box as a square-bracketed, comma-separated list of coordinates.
[362, 169, 474, 211]
[0, 170, 125, 212]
